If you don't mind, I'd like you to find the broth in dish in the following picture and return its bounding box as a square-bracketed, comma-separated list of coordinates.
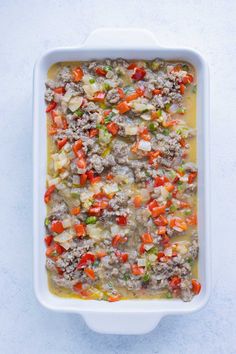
[44, 59, 201, 301]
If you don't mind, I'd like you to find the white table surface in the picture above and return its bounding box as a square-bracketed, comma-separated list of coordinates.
[1, 0, 236, 353]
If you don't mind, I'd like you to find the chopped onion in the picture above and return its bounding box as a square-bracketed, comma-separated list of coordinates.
[54, 231, 73, 243]
[164, 247, 173, 257]
[103, 183, 119, 195]
[144, 244, 153, 251]
[62, 89, 73, 103]
[60, 171, 69, 179]
[72, 175, 80, 185]
[48, 177, 61, 187]
[137, 258, 146, 267]
[62, 218, 72, 229]
[139, 188, 150, 202]
[148, 254, 157, 262]
[141, 113, 151, 121]
[160, 186, 169, 200]
[138, 140, 151, 151]
[68, 96, 83, 112]
[169, 103, 179, 114]
[86, 224, 104, 240]
[80, 191, 94, 203]
[63, 143, 71, 153]
[124, 125, 138, 135]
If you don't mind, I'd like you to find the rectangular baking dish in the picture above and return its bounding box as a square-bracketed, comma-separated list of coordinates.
[33, 28, 211, 335]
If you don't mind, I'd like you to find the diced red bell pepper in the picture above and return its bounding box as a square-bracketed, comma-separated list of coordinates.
[131, 264, 145, 275]
[117, 87, 125, 99]
[88, 206, 102, 216]
[54, 87, 65, 95]
[127, 63, 137, 70]
[93, 92, 105, 102]
[125, 92, 139, 102]
[72, 67, 84, 82]
[46, 101, 57, 112]
[89, 128, 99, 137]
[154, 176, 169, 187]
[139, 243, 146, 255]
[107, 122, 119, 135]
[192, 279, 201, 295]
[86, 170, 94, 181]
[154, 215, 168, 226]
[77, 158, 87, 170]
[73, 139, 83, 157]
[77, 253, 95, 269]
[151, 205, 166, 218]
[95, 67, 107, 76]
[182, 74, 193, 85]
[180, 84, 185, 95]
[141, 233, 153, 244]
[44, 235, 53, 247]
[46, 243, 64, 259]
[152, 89, 162, 95]
[84, 268, 96, 280]
[57, 138, 67, 150]
[112, 234, 127, 247]
[51, 220, 64, 234]
[116, 101, 131, 114]
[107, 294, 121, 302]
[131, 67, 146, 81]
[74, 224, 86, 237]
[80, 173, 87, 186]
[169, 276, 181, 289]
[44, 185, 55, 204]
[188, 172, 197, 184]
[116, 215, 127, 226]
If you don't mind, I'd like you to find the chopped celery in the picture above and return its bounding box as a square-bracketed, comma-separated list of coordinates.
[44, 217, 50, 226]
[156, 109, 162, 117]
[162, 128, 169, 136]
[86, 216, 97, 224]
[147, 246, 158, 254]
[99, 102, 107, 109]
[99, 127, 112, 145]
[165, 103, 171, 111]
[184, 209, 192, 216]
[166, 292, 173, 299]
[123, 273, 130, 281]
[103, 82, 111, 91]
[89, 78, 95, 84]
[149, 122, 157, 132]
[192, 85, 197, 94]
[170, 205, 177, 213]
[142, 273, 150, 282]
[182, 64, 189, 71]
[75, 108, 83, 117]
[104, 65, 112, 71]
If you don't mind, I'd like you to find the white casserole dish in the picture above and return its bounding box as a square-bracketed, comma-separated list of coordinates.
[33, 28, 211, 335]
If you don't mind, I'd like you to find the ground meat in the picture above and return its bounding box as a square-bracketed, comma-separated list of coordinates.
[109, 191, 129, 210]
[106, 88, 121, 104]
[44, 88, 54, 102]
[65, 82, 84, 96]
[88, 154, 116, 173]
[112, 140, 130, 164]
[129, 160, 148, 182]
[57, 67, 72, 83]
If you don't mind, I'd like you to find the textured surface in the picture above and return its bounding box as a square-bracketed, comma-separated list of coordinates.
[0, 0, 236, 353]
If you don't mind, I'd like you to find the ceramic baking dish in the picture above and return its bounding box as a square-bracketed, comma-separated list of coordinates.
[33, 28, 211, 335]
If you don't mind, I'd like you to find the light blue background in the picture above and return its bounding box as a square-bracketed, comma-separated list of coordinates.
[1, 0, 235, 353]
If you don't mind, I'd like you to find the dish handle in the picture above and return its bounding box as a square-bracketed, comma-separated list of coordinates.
[83, 312, 163, 335]
[82, 28, 161, 49]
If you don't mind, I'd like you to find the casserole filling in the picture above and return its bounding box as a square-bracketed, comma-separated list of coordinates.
[44, 59, 201, 301]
